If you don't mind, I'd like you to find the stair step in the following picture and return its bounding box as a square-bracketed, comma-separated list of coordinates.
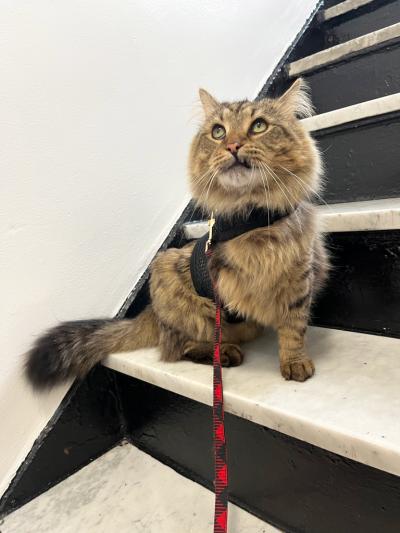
[183, 198, 400, 239]
[322, 0, 377, 22]
[288, 24, 400, 115]
[291, 0, 400, 62]
[322, 0, 400, 41]
[313, 228, 400, 337]
[318, 198, 400, 231]
[303, 92, 400, 132]
[104, 327, 400, 476]
[288, 22, 400, 77]
[315, 108, 400, 203]
[1, 444, 276, 532]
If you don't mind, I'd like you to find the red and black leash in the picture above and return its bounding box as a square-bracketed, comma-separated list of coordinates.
[206, 214, 229, 533]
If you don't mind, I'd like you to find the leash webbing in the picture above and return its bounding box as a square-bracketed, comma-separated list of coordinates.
[207, 246, 228, 533]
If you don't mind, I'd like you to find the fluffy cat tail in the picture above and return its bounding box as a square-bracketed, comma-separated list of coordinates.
[25, 305, 159, 390]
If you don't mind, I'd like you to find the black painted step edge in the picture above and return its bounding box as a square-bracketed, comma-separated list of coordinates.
[119, 375, 400, 533]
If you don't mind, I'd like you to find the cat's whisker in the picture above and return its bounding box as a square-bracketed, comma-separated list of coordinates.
[278, 164, 333, 211]
[264, 165, 272, 226]
[320, 143, 333, 154]
[278, 167, 315, 203]
[189, 167, 220, 221]
[196, 168, 219, 210]
[204, 170, 219, 204]
[193, 175, 213, 214]
[260, 161, 294, 208]
[256, 164, 271, 226]
[260, 161, 303, 232]
[264, 162, 312, 217]
[192, 167, 215, 186]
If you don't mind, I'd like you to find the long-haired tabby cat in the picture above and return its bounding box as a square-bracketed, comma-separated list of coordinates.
[26, 78, 328, 388]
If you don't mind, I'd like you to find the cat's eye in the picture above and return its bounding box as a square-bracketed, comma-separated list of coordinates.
[211, 124, 226, 140]
[250, 118, 268, 135]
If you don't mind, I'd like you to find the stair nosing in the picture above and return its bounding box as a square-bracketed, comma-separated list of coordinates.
[303, 93, 400, 132]
[182, 198, 400, 238]
[288, 22, 400, 77]
[322, 0, 376, 22]
[103, 327, 400, 477]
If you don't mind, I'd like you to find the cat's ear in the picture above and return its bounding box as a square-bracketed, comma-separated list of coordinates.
[199, 88, 219, 116]
[278, 78, 314, 118]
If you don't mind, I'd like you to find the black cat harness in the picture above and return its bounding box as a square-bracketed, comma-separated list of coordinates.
[190, 207, 292, 322]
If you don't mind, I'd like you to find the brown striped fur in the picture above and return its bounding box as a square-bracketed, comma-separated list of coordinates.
[26, 79, 328, 389]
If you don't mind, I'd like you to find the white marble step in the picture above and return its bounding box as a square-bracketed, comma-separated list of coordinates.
[104, 327, 400, 477]
[1, 444, 277, 533]
[288, 22, 400, 76]
[303, 93, 400, 132]
[183, 198, 400, 239]
[322, 0, 375, 22]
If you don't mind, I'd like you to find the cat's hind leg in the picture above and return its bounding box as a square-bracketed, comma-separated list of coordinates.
[158, 322, 244, 366]
[184, 340, 243, 367]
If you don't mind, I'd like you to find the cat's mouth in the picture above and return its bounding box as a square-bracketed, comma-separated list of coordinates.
[218, 157, 257, 190]
[231, 159, 251, 170]
[225, 156, 252, 171]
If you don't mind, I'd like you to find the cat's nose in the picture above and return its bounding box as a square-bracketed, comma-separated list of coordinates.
[226, 142, 242, 155]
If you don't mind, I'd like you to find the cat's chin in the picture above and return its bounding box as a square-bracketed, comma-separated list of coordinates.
[218, 166, 255, 190]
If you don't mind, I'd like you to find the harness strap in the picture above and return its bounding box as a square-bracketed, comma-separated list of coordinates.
[211, 206, 291, 243]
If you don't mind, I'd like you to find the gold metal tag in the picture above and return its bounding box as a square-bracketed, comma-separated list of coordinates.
[205, 212, 215, 252]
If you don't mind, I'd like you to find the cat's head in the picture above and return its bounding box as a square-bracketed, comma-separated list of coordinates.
[188, 78, 322, 215]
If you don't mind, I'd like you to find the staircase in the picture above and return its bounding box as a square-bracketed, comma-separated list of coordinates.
[2, 1, 400, 532]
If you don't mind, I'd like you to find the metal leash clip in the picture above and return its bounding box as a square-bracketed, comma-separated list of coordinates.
[205, 212, 215, 253]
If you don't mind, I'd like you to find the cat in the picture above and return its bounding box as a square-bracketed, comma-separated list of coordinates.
[26, 78, 328, 389]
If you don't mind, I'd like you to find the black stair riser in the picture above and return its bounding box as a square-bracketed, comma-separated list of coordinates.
[118, 375, 400, 533]
[315, 112, 400, 203]
[323, 0, 347, 7]
[313, 230, 400, 337]
[303, 42, 400, 114]
[290, 0, 400, 61]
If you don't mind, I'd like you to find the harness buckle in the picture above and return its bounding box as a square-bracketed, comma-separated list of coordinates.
[205, 212, 215, 252]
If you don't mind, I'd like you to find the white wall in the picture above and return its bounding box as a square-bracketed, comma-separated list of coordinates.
[0, 0, 317, 496]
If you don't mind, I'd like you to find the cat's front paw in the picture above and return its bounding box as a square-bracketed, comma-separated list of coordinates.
[280, 357, 315, 382]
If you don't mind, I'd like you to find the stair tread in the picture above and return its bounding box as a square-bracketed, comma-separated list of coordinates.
[104, 327, 400, 476]
[317, 197, 400, 231]
[183, 198, 400, 237]
[288, 22, 400, 76]
[322, 0, 375, 22]
[303, 92, 400, 132]
[288, 0, 400, 61]
[1, 444, 276, 532]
